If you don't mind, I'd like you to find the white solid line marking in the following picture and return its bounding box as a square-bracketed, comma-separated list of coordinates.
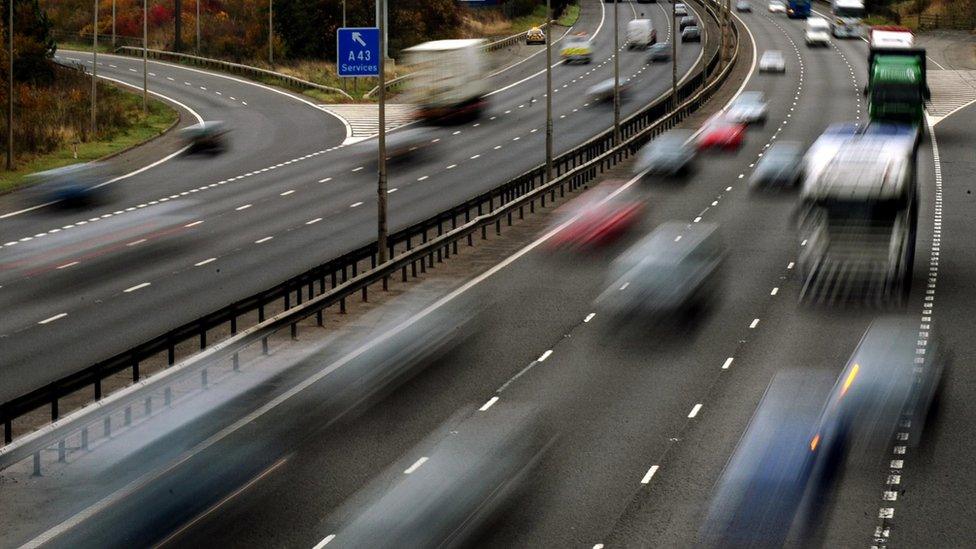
[124, 282, 151, 293]
[319, 177, 332, 183]
[38, 313, 68, 325]
[126, 239, 147, 246]
[584, 313, 595, 323]
[641, 465, 659, 484]
[280, 190, 295, 196]
[404, 457, 428, 474]
[195, 258, 217, 267]
[352, 166, 363, 172]
[538, 350, 553, 362]
[56, 261, 79, 270]
[235, 204, 252, 211]
[306, 218, 323, 225]
[350, 202, 363, 208]
[771, 287, 779, 295]
[313, 535, 336, 548]
[688, 404, 703, 418]
[722, 357, 734, 370]
[480, 397, 500, 411]
[255, 236, 273, 244]
[185, 220, 204, 228]
[749, 318, 760, 329]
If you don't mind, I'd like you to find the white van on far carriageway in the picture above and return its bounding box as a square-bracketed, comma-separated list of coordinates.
[627, 19, 657, 49]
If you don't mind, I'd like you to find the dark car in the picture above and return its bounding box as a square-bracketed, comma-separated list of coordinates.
[180, 120, 229, 154]
[749, 141, 803, 189]
[679, 16, 697, 30]
[681, 25, 701, 42]
[634, 130, 696, 176]
[648, 42, 672, 62]
[26, 163, 109, 208]
[597, 221, 725, 318]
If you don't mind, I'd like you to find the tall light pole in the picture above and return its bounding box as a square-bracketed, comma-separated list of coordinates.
[143, 0, 148, 112]
[375, 0, 388, 61]
[671, 0, 677, 103]
[376, 0, 388, 264]
[111, 0, 116, 49]
[612, 0, 620, 145]
[268, 0, 273, 66]
[174, 0, 181, 52]
[6, 0, 13, 171]
[545, 0, 552, 182]
[340, 1, 346, 91]
[92, 0, 98, 137]
[196, 0, 200, 53]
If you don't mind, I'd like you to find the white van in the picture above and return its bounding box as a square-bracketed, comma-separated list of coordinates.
[627, 19, 657, 49]
[805, 18, 831, 47]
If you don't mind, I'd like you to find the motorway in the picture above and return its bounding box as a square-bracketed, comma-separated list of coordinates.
[0, 0, 706, 405]
[5, 1, 975, 548]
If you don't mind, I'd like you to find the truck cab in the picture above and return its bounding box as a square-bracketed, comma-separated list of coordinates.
[865, 27, 930, 124]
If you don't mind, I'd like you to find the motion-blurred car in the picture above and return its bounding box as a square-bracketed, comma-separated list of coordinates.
[25, 163, 108, 208]
[806, 17, 832, 47]
[545, 184, 645, 252]
[681, 25, 701, 43]
[700, 369, 842, 548]
[597, 221, 725, 318]
[749, 141, 804, 189]
[180, 120, 228, 154]
[815, 316, 947, 455]
[736, 0, 752, 12]
[526, 26, 546, 45]
[334, 405, 554, 548]
[696, 116, 746, 151]
[679, 16, 697, 30]
[382, 127, 437, 163]
[648, 42, 672, 62]
[675, 2, 689, 16]
[586, 77, 631, 102]
[759, 50, 787, 72]
[560, 33, 593, 64]
[768, 0, 786, 13]
[725, 91, 769, 125]
[634, 130, 697, 176]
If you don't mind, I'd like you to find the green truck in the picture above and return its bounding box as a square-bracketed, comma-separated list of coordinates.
[865, 26, 930, 124]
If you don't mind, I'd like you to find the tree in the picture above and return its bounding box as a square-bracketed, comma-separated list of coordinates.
[1, 0, 56, 83]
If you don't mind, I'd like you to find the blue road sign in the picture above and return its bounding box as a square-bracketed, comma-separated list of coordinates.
[337, 27, 380, 77]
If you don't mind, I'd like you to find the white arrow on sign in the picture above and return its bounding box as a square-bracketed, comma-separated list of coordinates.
[352, 32, 367, 47]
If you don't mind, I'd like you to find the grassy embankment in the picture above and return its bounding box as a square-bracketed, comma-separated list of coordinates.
[0, 67, 178, 194]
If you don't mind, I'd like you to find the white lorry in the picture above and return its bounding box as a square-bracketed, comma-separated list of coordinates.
[830, 0, 865, 38]
[402, 39, 489, 123]
[627, 19, 657, 49]
[805, 17, 831, 47]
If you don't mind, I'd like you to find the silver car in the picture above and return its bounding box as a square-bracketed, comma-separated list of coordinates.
[726, 91, 768, 125]
[759, 50, 786, 73]
[675, 2, 688, 16]
[749, 141, 803, 189]
[634, 130, 696, 176]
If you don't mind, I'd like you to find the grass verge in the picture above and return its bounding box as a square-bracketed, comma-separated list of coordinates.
[0, 97, 177, 194]
[558, 3, 582, 27]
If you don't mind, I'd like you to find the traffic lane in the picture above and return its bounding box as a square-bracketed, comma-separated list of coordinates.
[872, 105, 976, 547]
[0, 16, 703, 341]
[0, 51, 344, 238]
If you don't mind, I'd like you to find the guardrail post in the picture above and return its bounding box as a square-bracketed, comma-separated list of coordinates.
[132, 361, 140, 383]
[317, 308, 324, 327]
[452, 215, 459, 255]
[420, 233, 428, 272]
[5, 418, 13, 444]
[51, 397, 59, 422]
[200, 328, 207, 350]
[168, 344, 175, 366]
[284, 291, 291, 310]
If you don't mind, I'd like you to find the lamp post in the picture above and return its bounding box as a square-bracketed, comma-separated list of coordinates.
[268, 0, 273, 66]
[196, 0, 201, 53]
[6, 0, 13, 170]
[112, 0, 116, 49]
[545, 0, 552, 182]
[377, 0, 388, 264]
[612, 0, 620, 145]
[672, 0, 677, 103]
[92, 0, 98, 136]
[143, 0, 148, 112]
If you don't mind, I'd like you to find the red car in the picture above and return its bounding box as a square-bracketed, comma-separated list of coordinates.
[545, 183, 645, 252]
[696, 117, 746, 151]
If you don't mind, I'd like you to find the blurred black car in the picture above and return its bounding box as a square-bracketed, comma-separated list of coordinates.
[26, 163, 109, 208]
[681, 26, 702, 42]
[180, 121, 228, 154]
